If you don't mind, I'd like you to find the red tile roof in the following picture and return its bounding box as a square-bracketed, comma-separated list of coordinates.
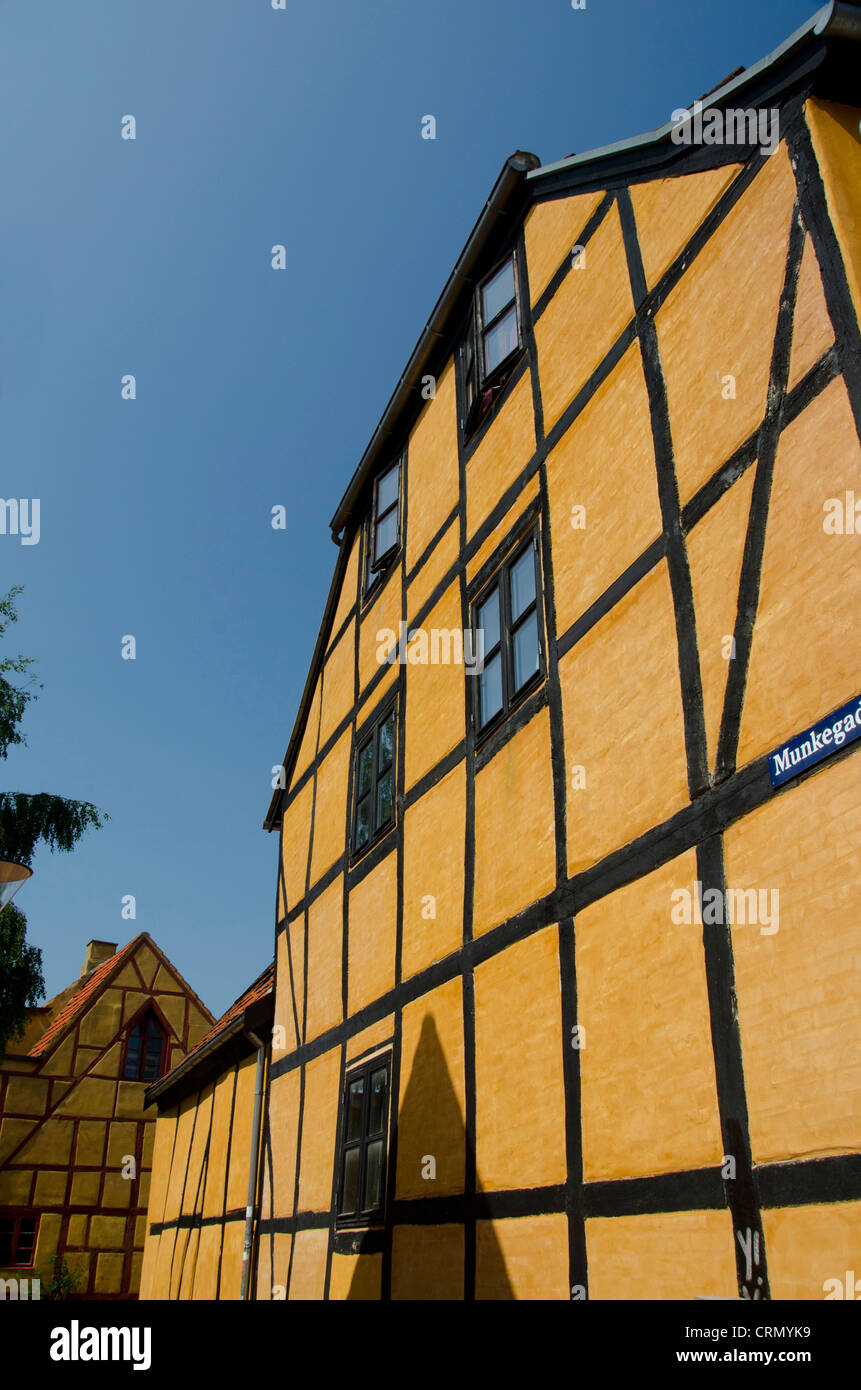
[28, 938, 139, 1058]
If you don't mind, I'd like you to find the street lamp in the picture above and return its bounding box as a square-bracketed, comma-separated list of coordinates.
[0, 858, 32, 910]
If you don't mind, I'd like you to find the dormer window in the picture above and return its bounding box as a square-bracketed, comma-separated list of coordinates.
[364, 458, 401, 596]
[461, 252, 523, 440]
[122, 1010, 166, 1082]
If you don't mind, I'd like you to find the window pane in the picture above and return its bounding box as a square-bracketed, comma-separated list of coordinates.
[346, 1078, 365, 1141]
[15, 1220, 36, 1264]
[142, 1027, 164, 1081]
[355, 795, 371, 850]
[513, 611, 540, 691]
[0, 1221, 14, 1265]
[357, 740, 373, 797]
[374, 507, 398, 563]
[510, 546, 536, 622]
[376, 769, 394, 829]
[368, 1067, 388, 1135]
[377, 463, 399, 516]
[479, 652, 503, 727]
[340, 1146, 360, 1214]
[124, 1025, 142, 1079]
[483, 305, 519, 375]
[477, 586, 500, 655]
[363, 1138, 384, 1211]
[482, 259, 515, 324]
[377, 714, 394, 772]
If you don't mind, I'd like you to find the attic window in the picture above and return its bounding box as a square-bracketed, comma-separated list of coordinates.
[364, 458, 401, 596]
[123, 1011, 166, 1082]
[461, 252, 522, 440]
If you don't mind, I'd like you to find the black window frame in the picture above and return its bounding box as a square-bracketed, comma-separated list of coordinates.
[459, 249, 524, 441]
[335, 1052, 392, 1228]
[0, 1211, 39, 1268]
[351, 699, 397, 861]
[470, 527, 546, 740]
[121, 1009, 167, 1083]
[363, 456, 402, 600]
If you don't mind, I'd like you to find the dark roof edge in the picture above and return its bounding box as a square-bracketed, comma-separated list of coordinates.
[328, 150, 541, 542]
[263, 531, 351, 829]
[529, 2, 858, 184]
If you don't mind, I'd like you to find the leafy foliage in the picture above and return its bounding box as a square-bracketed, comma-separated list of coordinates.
[41, 1253, 85, 1300]
[0, 793, 106, 869]
[0, 902, 45, 1058]
[0, 585, 40, 761]
[0, 586, 108, 1062]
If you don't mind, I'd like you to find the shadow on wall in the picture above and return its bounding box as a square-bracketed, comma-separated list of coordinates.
[347, 1013, 514, 1299]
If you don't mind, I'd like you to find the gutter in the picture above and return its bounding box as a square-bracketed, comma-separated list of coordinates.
[240, 1030, 266, 1301]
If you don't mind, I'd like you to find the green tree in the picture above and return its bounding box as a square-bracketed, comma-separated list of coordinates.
[0, 586, 107, 1060]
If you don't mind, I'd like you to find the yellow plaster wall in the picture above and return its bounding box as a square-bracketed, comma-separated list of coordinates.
[297, 1047, 341, 1213]
[345, 1014, 395, 1064]
[274, 927, 301, 1057]
[266, 1070, 300, 1217]
[280, 778, 313, 914]
[331, 532, 360, 635]
[656, 145, 797, 506]
[226, 1054, 257, 1210]
[763, 1201, 861, 1300]
[545, 340, 662, 636]
[586, 1209, 737, 1299]
[576, 850, 724, 1180]
[534, 199, 634, 431]
[630, 163, 738, 289]
[466, 480, 539, 584]
[474, 926, 567, 1191]
[465, 372, 536, 540]
[725, 754, 861, 1163]
[396, 978, 466, 1200]
[347, 852, 397, 1017]
[391, 1224, 463, 1300]
[524, 190, 605, 305]
[406, 361, 459, 570]
[402, 763, 465, 981]
[473, 707, 556, 937]
[403, 580, 465, 792]
[787, 234, 834, 392]
[305, 876, 343, 1044]
[804, 98, 861, 322]
[308, 729, 350, 888]
[359, 570, 402, 699]
[318, 624, 354, 750]
[476, 1213, 569, 1300]
[407, 515, 458, 621]
[737, 377, 861, 765]
[288, 1228, 328, 1300]
[561, 561, 689, 876]
[686, 466, 756, 769]
[328, 1251, 382, 1300]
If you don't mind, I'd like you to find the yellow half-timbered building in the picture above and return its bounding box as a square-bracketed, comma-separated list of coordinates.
[143, 5, 861, 1300]
[0, 935, 213, 1298]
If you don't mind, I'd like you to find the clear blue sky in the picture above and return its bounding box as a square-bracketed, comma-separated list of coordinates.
[0, 0, 816, 1019]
